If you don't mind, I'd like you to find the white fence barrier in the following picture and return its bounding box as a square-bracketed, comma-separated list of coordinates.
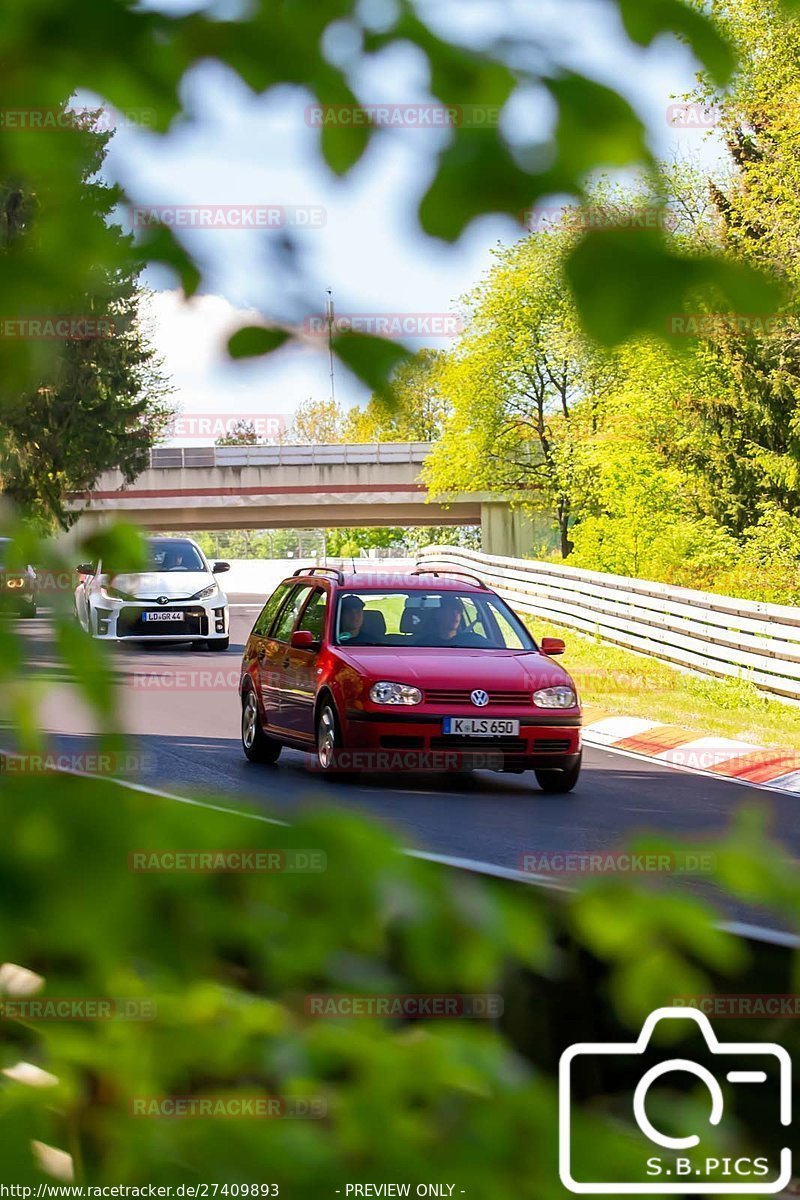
[416, 545, 800, 702]
[149, 443, 431, 470]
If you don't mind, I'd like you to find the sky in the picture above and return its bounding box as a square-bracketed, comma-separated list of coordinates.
[96, 0, 728, 444]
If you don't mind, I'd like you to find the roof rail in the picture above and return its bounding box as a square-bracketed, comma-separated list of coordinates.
[410, 567, 486, 588]
[292, 566, 345, 584]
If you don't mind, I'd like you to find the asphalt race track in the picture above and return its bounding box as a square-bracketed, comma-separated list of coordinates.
[13, 595, 800, 935]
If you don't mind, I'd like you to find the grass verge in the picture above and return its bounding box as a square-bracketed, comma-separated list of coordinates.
[524, 616, 800, 749]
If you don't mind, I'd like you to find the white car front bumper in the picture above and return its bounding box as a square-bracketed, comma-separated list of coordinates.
[89, 593, 229, 642]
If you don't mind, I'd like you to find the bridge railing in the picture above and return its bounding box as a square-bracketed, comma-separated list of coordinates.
[149, 443, 432, 469]
[416, 544, 800, 702]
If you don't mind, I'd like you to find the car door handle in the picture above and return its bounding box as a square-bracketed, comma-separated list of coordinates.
[257, 648, 266, 662]
[282, 656, 290, 669]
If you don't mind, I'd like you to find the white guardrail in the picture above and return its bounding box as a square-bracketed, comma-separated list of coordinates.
[149, 443, 432, 470]
[416, 545, 800, 702]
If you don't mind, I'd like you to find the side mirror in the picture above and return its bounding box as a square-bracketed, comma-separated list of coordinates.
[540, 637, 565, 656]
[76, 563, 95, 575]
[212, 561, 230, 574]
[290, 630, 317, 651]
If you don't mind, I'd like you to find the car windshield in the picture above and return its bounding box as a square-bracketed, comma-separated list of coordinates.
[334, 590, 536, 650]
[124, 540, 207, 574]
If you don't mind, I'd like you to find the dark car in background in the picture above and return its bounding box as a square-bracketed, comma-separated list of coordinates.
[0, 537, 37, 618]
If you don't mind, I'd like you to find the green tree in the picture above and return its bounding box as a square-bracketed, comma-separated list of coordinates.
[215, 419, 263, 447]
[0, 113, 172, 528]
[0, 0, 770, 399]
[701, 0, 800, 282]
[284, 396, 345, 443]
[675, 0, 800, 534]
[566, 339, 739, 582]
[4, 0, 800, 1186]
[427, 228, 613, 557]
[345, 350, 449, 442]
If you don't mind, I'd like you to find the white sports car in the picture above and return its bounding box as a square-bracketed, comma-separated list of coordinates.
[75, 536, 230, 650]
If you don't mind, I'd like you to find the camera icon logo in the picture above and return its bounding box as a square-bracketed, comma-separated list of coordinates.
[559, 1006, 792, 1194]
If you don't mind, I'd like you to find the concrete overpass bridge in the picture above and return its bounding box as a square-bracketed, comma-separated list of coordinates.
[67, 442, 535, 557]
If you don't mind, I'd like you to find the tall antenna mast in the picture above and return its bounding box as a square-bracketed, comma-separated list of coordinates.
[325, 287, 336, 405]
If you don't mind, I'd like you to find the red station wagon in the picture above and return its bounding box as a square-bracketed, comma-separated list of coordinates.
[239, 567, 582, 792]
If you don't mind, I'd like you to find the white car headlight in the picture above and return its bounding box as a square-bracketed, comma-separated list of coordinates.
[533, 685, 577, 709]
[192, 583, 219, 600]
[369, 681, 422, 706]
[100, 585, 134, 601]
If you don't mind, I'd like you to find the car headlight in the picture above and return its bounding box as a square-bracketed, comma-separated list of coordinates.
[533, 685, 577, 709]
[5, 577, 26, 590]
[100, 585, 134, 601]
[192, 583, 219, 600]
[369, 681, 423, 706]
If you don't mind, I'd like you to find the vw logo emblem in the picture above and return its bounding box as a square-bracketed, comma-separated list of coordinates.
[470, 689, 489, 707]
[157, 596, 169, 606]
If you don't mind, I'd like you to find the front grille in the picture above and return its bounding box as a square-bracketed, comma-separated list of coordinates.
[117, 606, 207, 636]
[425, 689, 531, 706]
[430, 736, 528, 753]
[532, 738, 572, 753]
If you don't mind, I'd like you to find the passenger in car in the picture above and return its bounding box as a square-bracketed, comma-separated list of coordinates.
[418, 595, 487, 647]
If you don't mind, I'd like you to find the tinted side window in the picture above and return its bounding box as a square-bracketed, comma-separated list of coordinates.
[253, 584, 290, 636]
[272, 585, 313, 642]
[296, 588, 328, 639]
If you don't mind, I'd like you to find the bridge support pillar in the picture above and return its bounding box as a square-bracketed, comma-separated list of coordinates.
[480, 502, 534, 559]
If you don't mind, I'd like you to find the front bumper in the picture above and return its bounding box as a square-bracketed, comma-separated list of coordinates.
[89, 595, 229, 641]
[343, 709, 582, 771]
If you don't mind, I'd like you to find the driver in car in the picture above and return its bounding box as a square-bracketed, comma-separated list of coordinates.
[163, 549, 186, 571]
[423, 594, 486, 647]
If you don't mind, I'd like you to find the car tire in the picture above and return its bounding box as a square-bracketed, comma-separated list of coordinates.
[315, 698, 351, 779]
[210, 637, 230, 652]
[18, 597, 37, 618]
[533, 752, 581, 794]
[241, 683, 281, 764]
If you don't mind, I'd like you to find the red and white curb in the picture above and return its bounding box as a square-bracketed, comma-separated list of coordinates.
[582, 714, 800, 792]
